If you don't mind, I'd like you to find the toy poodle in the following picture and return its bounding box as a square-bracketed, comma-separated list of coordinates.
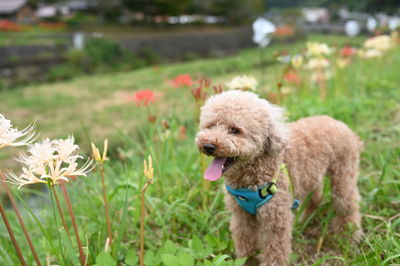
[195, 90, 363, 265]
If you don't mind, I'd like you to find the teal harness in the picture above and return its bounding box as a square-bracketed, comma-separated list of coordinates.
[225, 164, 300, 215]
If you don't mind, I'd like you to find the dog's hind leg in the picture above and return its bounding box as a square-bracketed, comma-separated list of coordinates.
[328, 152, 362, 241]
[301, 184, 323, 221]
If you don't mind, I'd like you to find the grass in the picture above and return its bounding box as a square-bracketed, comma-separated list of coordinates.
[0, 34, 399, 265]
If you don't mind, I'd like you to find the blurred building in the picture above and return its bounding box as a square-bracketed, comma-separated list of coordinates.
[0, 0, 36, 24]
[301, 7, 330, 23]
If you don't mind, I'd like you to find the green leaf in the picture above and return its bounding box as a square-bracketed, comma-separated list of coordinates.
[234, 257, 247, 266]
[96, 251, 117, 266]
[203, 260, 213, 266]
[112, 183, 130, 258]
[205, 235, 217, 247]
[125, 252, 139, 266]
[163, 240, 178, 254]
[191, 235, 204, 254]
[177, 251, 194, 266]
[59, 228, 80, 266]
[214, 254, 232, 265]
[144, 250, 156, 265]
[161, 254, 179, 266]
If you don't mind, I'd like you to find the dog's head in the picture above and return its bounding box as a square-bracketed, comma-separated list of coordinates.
[195, 90, 289, 181]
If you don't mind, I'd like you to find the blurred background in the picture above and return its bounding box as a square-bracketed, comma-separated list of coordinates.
[1, 0, 399, 89]
[0, 0, 399, 167]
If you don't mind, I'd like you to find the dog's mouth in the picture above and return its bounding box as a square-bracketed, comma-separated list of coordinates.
[204, 157, 236, 181]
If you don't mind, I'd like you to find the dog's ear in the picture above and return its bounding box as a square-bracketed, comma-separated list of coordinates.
[263, 103, 289, 155]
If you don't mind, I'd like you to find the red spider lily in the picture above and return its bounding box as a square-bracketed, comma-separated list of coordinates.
[172, 74, 193, 87]
[213, 84, 224, 95]
[128, 90, 158, 106]
[191, 78, 210, 102]
[340, 46, 357, 57]
[274, 26, 295, 37]
[199, 78, 211, 88]
[0, 20, 23, 31]
[191, 86, 207, 102]
[283, 71, 301, 85]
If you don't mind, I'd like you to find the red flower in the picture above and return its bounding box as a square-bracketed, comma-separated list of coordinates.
[172, 74, 193, 87]
[129, 90, 158, 106]
[274, 26, 295, 37]
[191, 78, 210, 102]
[283, 71, 301, 85]
[340, 46, 357, 57]
[213, 84, 224, 95]
[0, 20, 22, 31]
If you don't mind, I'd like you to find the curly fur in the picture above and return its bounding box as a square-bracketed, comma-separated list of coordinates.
[195, 90, 363, 265]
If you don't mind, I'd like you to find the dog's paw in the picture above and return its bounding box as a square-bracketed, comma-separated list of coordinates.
[330, 215, 363, 243]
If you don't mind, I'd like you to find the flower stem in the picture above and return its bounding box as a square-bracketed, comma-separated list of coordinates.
[0, 173, 41, 266]
[48, 182, 67, 265]
[52, 186, 71, 239]
[100, 164, 113, 244]
[139, 181, 151, 266]
[0, 203, 26, 266]
[60, 182, 86, 266]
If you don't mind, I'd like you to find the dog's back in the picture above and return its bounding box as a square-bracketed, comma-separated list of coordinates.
[284, 115, 363, 201]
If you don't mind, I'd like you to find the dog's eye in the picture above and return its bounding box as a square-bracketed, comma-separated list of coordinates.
[228, 127, 241, 135]
[205, 123, 215, 129]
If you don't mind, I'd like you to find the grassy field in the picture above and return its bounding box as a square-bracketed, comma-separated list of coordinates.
[0, 34, 399, 265]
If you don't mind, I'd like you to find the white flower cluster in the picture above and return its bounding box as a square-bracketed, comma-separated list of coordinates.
[359, 35, 393, 58]
[306, 42, 333, 57]
[7, 136, 93, 189]
[225, 75, 258, 91]
[303, 42, 334, 82]
[0, 114, 36, 149]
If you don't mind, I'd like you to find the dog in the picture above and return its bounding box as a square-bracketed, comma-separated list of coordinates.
[195, 90, 362, 265]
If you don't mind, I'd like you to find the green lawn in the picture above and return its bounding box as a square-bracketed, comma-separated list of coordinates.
[0, 34, 399, 265]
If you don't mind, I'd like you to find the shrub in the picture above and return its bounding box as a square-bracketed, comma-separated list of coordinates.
[85, 38, 124, 69]
[140, 48, 164, 65]
[64, 12, 97, 27]
[47, 64, 83, 81]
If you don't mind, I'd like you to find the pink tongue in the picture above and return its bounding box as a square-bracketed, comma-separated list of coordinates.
[204, 157, 227, 181]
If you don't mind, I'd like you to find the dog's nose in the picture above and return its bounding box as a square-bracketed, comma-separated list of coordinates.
[203, 143, 216, 155]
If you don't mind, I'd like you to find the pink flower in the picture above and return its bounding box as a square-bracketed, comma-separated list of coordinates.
[340, 46, 357, 57]
[284, 72, 301, 85]
[128, 90, 158, 106]
[172, 74, 193, 87]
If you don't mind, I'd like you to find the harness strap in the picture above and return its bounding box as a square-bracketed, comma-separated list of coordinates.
[280, 163, 295, 199]
[225, 163, 300, 215]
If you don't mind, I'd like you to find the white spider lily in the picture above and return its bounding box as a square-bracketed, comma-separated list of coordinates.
[225, 75, 258, 91]
[306, 42, 333, 56]
[53, 136, 82, 162]
[305, 58, 330, 69]
[364, 35, 392, 51]
[7, 137, 94, 189]
[7, 167, 47, 189]
[0, 114, 36, 149]
[17, 138, 55, 165]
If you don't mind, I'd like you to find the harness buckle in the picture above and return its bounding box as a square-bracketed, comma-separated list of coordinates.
[259, 183, 277, 198]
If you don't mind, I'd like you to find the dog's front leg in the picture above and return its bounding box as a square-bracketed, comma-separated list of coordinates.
[226, 195, 258, 260]
[256, 192, 294, 266]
